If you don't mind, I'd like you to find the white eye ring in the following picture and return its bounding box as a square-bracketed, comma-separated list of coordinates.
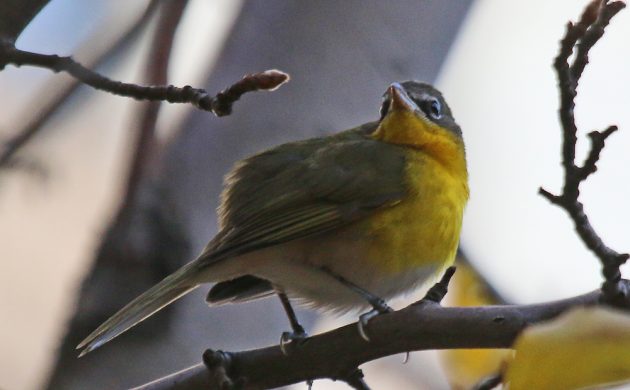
[428, 99, 442, 120]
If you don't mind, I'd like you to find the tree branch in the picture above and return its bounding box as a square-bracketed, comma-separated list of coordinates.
[120, 0, 188, 215]
[0, 40, 289, 117]
[132, 282, 625, 390]
[0, 0, 160, 168]
[419, 265, 456, 304]
[539, 0, 629, 305]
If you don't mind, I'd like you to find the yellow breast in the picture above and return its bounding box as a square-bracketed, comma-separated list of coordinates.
[364, 147, 469, 275]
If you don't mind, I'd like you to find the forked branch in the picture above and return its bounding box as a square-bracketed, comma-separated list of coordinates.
[539, 0, 629, 304]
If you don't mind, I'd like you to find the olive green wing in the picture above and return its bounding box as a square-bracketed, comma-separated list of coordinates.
[200, 128, 409, 262]
[76, 127, 408, 356]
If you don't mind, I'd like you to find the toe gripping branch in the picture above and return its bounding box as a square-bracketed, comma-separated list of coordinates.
[358, 266, 456, 342]
[202, 349, 243, 390]
[199, 268, 457, 390]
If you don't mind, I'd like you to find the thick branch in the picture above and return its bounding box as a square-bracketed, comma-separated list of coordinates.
[0, 40, 289, 116]
[540, 0, 628, 304]
[133, 284, 621, 390]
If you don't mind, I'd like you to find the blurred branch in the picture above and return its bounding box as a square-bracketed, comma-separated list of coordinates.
[538, 0, 629, 305]
[134, 281, 629, 390]
[121, 0, 188, 215]
[0, 39, 289, 116]
[0, 0, 160, 168]
[0, 0, 50, 42]
[44, 2, 191, 387]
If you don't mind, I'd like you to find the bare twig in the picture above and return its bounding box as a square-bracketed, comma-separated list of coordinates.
[539, 0, 629, 305]
[207, 70, 290, 116]
[132, 284, 626, 390]
[420, 266, 456, 304]
[0, 0, 160, 168]
[0, 40, 290, 117]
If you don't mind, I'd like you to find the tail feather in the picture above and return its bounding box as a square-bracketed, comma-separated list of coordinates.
[77, 262, 200, 356]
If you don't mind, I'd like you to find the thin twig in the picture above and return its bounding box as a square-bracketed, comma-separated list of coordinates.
[131, 285, 628, 390]
[0, 40, 290, 117]
[419, 266, 456, 304]
[0, 0, 160, 168]
[539, 0, 629, 305]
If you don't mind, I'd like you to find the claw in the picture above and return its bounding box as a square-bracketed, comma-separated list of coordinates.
[280, 330, 308, 356]
[358, 304, 393, 342]
[358, 309, 378, 341]
[280, 332, 292, 355]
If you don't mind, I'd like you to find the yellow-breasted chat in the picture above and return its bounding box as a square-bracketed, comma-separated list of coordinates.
[77, 81, 469, 356]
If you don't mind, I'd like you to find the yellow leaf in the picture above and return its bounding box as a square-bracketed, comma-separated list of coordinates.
[505, 307, 630, 390]
[441, 260, 511, 389]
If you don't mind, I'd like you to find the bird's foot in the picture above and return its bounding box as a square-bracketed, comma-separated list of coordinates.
[358, 300, 393, 342]
[280, 329, 308, 356]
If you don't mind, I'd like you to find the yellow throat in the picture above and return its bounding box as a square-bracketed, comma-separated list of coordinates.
[367, 102, 469, 276]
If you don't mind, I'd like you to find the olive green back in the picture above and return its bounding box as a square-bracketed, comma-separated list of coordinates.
[198, 123, 409, 263]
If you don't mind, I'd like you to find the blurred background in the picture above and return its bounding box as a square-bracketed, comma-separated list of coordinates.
[1, 1, 629, 389]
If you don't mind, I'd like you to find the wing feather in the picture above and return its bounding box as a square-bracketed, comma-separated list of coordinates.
[200, 126, 409, 262]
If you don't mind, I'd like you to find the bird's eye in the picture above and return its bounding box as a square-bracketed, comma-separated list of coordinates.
[424, 98, 442, 120]
[379, 99, 390, 121]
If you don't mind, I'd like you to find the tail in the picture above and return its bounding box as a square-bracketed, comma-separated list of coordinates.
[76, 261, 200, 357]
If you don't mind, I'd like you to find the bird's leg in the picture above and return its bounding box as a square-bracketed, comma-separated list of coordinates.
[319, 267, 393, 342]
[278, 291, 307, 335]
[276, 290, 308, 355]
[277, 291, 314, 387]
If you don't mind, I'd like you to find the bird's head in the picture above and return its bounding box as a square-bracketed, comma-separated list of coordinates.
[372, 81, 464, 165]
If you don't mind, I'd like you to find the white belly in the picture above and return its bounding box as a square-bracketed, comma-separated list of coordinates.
[203, 227, 440, 313]
[256, 257, 437, 313]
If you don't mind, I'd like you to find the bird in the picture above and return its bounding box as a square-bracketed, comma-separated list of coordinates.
[77, 81, 469, 356]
